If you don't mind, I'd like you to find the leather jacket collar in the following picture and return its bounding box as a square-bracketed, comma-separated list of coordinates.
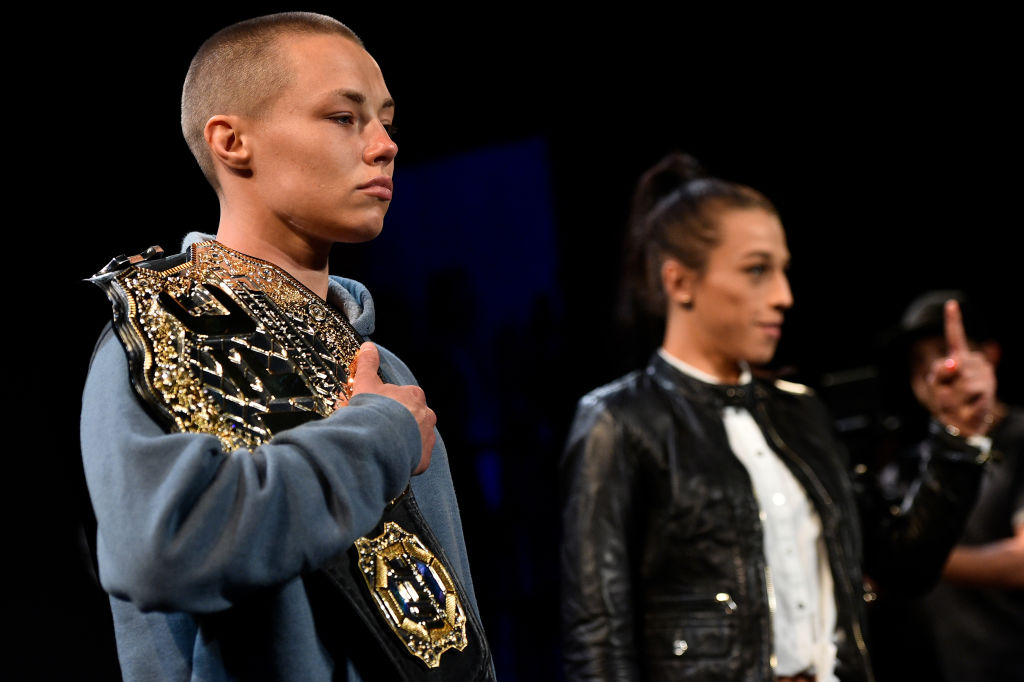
[647, 351, 769, 411]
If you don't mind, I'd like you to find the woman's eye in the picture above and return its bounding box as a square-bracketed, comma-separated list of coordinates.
[747, 265, 767, 277]
[332, 114, 355, 126]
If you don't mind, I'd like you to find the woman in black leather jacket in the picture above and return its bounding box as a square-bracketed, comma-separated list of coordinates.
[559, 153, 996, 682]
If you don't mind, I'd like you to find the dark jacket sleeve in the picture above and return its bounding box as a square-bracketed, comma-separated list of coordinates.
[857, 418, 988, 597]
[559, 394, 642, 682]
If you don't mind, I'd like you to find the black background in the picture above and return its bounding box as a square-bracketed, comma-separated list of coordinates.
[18, 5, 1020, 680]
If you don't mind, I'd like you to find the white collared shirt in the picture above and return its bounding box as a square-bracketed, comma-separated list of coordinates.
[658, 349, 838, 680]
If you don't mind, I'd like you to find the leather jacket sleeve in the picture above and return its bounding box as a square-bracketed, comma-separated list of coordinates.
[559, 394, 642, 681]
[856, 418, 988, 597]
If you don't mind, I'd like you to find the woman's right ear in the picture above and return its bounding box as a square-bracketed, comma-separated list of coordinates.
[661, 258, 695, 309]
[204, 115, 253, 172]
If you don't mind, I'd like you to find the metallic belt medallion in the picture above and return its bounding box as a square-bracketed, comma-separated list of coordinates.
[91, 240, 469, 667]
[354, 522, 468, 668]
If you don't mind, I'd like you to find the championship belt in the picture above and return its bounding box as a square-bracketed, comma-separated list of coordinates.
[89, 240, 493, 680]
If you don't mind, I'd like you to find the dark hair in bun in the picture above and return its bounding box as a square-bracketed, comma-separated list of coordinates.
[622, 151, 778, 320]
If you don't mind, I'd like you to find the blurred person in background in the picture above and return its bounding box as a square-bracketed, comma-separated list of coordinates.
[559, 153, 997, 682]
[869, 290, 1023, 682]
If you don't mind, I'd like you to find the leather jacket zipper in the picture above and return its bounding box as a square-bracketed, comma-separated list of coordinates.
[714, 592, 738, 613]
[658, 593, 738, 613]
[764, 563, 778, 670]
[755, 401, 876, 682]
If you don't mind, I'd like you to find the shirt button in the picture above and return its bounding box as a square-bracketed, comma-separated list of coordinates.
[672, 639, 688, 656]
[772, 492, 786, 506]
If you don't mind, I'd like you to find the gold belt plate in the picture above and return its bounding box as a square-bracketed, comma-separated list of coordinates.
[354, 522, 469, 668]
[99, 240, 364, 451]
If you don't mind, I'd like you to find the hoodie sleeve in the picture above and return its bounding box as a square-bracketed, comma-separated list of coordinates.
[80, 326, 422, 613]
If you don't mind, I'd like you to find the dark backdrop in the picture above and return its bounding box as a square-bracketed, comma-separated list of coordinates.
[18, 6, 1019, 680]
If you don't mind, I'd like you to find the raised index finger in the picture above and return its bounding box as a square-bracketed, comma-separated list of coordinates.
[944, 299, 970, 358]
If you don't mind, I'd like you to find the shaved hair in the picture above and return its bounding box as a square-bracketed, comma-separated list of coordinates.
[181, 12, 363, 189]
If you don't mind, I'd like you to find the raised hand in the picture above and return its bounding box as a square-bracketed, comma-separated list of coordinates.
[343, 342, 436, 475]
[926, 300, 996, 438]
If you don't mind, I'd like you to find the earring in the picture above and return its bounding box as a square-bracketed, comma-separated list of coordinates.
[680, 294, 693, 309]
